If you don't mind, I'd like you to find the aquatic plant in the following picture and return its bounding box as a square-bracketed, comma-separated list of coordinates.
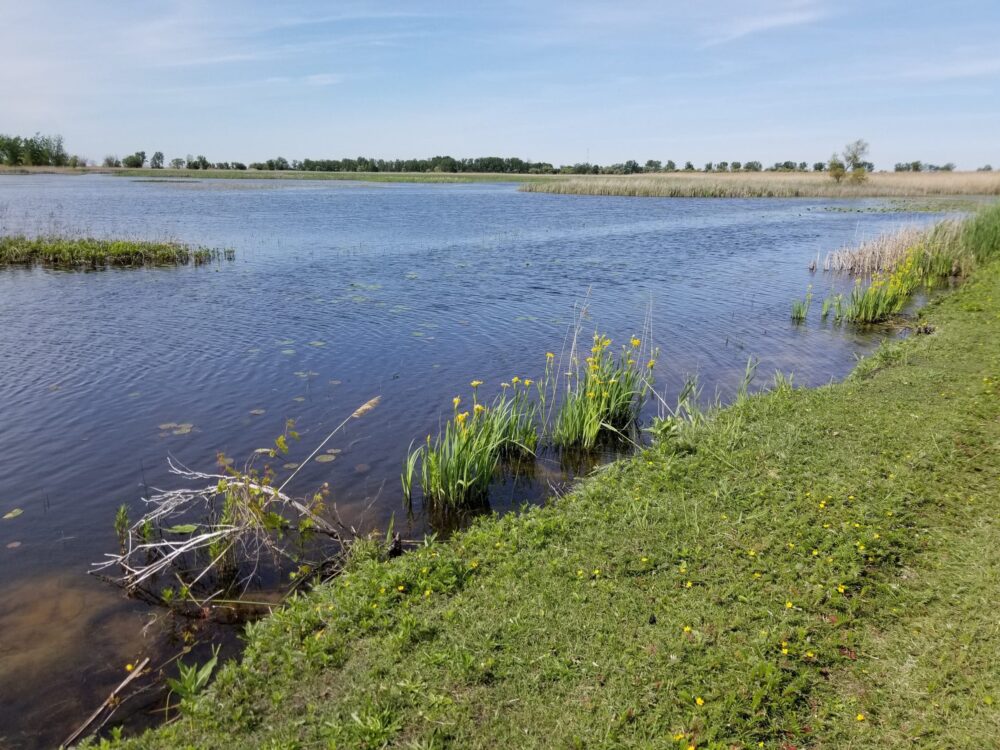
[0, 235, 234, 268]
[790, 285, 812, 322]
[551, 334, 655, 448]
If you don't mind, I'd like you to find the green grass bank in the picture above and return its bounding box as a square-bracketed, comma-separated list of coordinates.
[103, 216, 1000, 749]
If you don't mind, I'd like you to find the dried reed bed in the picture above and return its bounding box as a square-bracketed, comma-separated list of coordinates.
[521, 171, 1000, 198]
[824, 220, 966, 275]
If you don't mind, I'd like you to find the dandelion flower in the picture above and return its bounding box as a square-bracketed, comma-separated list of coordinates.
[695, 696, 705, 706]
[837, 584, 846, 593]
[685, 580, 693, 588]
[630, 337, 641, 348]
[683, 625, 692, 633]
[856, 713, 865, 722]
[785, 600, 794, 609]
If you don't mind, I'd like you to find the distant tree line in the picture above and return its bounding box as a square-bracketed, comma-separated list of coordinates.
[6, 133, 995, 176]
[0, 132, 85, 167]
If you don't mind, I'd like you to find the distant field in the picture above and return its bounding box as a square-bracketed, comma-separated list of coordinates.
[520, 171, 1000, 198]
[0, 166, 557, 184]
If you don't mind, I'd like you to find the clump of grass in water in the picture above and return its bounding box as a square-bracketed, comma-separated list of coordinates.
[403, 333, 656, 509]
[791, 285, 813, 322]
[551, 334, 655, 449]
[403, 378, 540, 510]
[0, 235, 234, 268]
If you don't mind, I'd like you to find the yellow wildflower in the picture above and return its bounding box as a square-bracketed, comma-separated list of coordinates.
[630, 337, 641, 348]
[785, 600, 794, 609]
[125, 663, 134, 673]
[856, 713, 865, 722]
[474, 403, 485, 414]
[837, 584, 846, 593]
[695, 696, 704, 706]
[683, 625, 692, 633]
[546, 352, 554, 360]
[452, 396, 461, 408]
[470, 379, 483, 388]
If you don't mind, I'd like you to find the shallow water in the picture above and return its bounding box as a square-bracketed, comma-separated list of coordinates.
[0, 175, 949, 746]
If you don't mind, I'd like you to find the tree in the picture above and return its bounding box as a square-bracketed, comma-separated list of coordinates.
[744, 161, 762, 171]
[664, 160, 677, 171]
[150, 151, 164, 169]
[102, 155, 122, 167]
[813, 162, 826, 172]
[622, 159, 641, 174]
[644, 159, 661, 172]
[978, 165, 993, 172]
[703, 162, 713, 172]
[731, 161, 742, 171]
[121, 151, 146, 168]
[169, 157, 185, 169]
[716, 161, 729, 172]
[842, 139, 869, 171]
[827, 153, 846, 183]
[683, 161, 695, 171]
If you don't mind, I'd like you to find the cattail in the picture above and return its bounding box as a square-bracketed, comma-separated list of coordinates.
[351, 396, 381, 419]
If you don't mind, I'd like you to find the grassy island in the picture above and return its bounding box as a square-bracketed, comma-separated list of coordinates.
[0, 236, 233, 268]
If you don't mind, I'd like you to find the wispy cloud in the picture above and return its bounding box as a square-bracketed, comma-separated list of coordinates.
[703, 1, 830, 46]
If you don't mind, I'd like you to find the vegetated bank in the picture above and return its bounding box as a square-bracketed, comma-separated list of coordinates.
[520, 171, 1000, 198]
[0, 235, 233, 268]
[101, 206, 1000, 749]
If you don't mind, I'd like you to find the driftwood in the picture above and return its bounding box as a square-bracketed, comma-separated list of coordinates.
[91, 397, 381, 606]
[62, 657, 151, 748]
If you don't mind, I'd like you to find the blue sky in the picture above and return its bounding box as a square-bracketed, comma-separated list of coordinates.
[2, 0, 998, 168]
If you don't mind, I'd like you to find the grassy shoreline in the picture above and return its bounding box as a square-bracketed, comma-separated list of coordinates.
[102, 208, 1000, 748]
[521, 172, 1000, 198]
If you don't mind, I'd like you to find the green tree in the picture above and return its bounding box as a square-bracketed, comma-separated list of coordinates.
[827, 153, 846, 183]
[169, 157, 185, 169]
[150, 151, 164, 169]
[842, 139, 869, 170]
[121, 151, 146, 168]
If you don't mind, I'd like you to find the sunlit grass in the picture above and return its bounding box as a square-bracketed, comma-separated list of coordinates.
[521, 171, 1000, 198]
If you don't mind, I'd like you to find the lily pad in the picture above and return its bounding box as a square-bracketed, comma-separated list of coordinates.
[172, 426, 193, 435]
[281, 349, 296, 356]
[249, 409, 266, 416]
[282, 462, 299, 470]
[315, 454, 336, 463]
[158, 422, 178, 430]
[354, 463, 371, 474]
[3, 508, 23, 520]
[325, 448, 342, 455]
[309, 341, 326, 347]
[293, 396, 306, 403]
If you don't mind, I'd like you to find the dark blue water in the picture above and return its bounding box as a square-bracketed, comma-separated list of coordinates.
[0, 175, 947, 746]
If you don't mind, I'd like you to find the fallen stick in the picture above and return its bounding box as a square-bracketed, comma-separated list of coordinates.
[62, 657, 151, 748]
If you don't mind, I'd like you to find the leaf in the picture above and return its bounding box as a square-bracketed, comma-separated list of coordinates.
[3, 508, 23, 520]
[165, 524, 198, 534]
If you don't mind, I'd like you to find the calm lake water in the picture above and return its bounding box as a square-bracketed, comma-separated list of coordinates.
[0, 175, 948, 747]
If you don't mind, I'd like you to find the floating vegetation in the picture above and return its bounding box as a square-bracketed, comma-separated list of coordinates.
[281, 349, 296, 356]
[314, 454, 336, 463]
[0, 235, 234, 268]
[249, 409, 266, 416]
[3, 508, 23, 520]
[308, 341, 326, 347]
